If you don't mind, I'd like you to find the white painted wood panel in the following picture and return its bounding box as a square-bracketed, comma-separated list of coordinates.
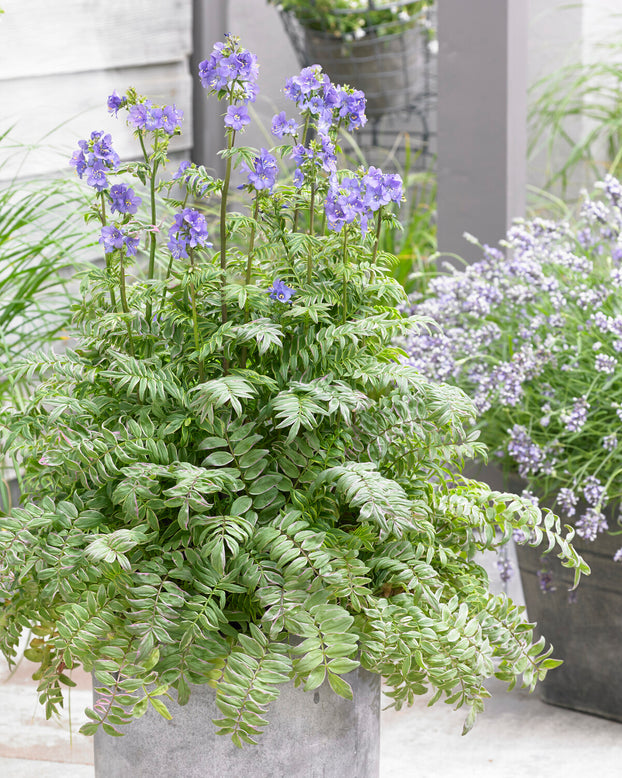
[2, 62, 193, 179]
[0, 0, 192, 80]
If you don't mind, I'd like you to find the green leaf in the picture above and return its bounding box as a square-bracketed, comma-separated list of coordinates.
[149, 697, 173, 720]
[304, 665, 326, 691]
[327, 671, 353, 700]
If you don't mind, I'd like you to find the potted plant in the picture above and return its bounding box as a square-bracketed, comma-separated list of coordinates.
[0, 35, 586, 776]
[402, 177, 622, 720]
[269, 0, 436, 117]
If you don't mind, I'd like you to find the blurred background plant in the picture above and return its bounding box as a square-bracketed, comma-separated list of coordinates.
[268, 0, 434, 39]
[528, 37, 622, 202]
[0, 128, 93, 505]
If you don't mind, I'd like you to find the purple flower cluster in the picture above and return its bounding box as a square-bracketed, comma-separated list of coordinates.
[127, 101, 183, 135]
[198, 35, 259, 106]
[291, 136, 338, 188]
[324, 167, 403, 233]
[595, 353, 617, 374]
[401, 176, 622, 554]
[507, 425, 544, 478]
[561, 398, 589, 433]
[106, 89, 182, 135]
[70, 131, 120, 192]
[575, 507, 608, 541]
[99, 225, 139, 256]
[109, 184, 141, 215]
[277, 64, 369, 191]
[242, 148, 279, 193]
[268, 279, 295, 303]
[603, 433, 618, 451]
[271, 111, 298, 139]
[583, 476, 606, 507]
[556, 487, 578, 517]
[283, 65, 367, 133]
[167, 208, 212, 259]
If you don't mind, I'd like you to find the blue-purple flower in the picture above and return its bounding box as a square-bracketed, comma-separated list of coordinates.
[109, 184, 141, 215]
[283, 65, 367, 134]
[99, 225, 139, 256]
[243, 148, 278, 192]
[271, 111, 298, 139]
[224, 104, 250, 131]
[173, 160, 192, 181]
[70, 131, 120, 191]
[128, 100, 183, 135]
[198, 36, 259, 105]
[268, 279, 295, 303]
[167, 208, 212, 259]
[324, 167, 403, 233]
[107, 90, 126, 116]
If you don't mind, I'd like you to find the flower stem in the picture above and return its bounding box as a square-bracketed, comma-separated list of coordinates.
[245, 197, 260, 289]
[188, 249, 205, 381]
[139, 131, 159, 323]
[306, 183, 315, 285]
[220, 130, 235, 324]
[220, 129, 235, 376]
[372, 208, 382, 264]
[240, 197, 261, 369]
[118, 252, 135, 357]
[99, 193, 117, 310]
[342, 228, 348, 325]
[293, 116, 311, 233]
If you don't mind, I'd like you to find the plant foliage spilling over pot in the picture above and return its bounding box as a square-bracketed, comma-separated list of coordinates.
[0, 36, 587, 746]
[402, 178, 622, 562]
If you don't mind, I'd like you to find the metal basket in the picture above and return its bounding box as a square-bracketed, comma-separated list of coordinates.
[278, 1, 435, 118]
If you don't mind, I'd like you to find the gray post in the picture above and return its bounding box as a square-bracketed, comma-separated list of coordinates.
[436, 0, 528, 264]
[192, 0, 228, 175]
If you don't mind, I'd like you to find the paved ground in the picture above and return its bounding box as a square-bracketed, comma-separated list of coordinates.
[2, 548, 621, 777]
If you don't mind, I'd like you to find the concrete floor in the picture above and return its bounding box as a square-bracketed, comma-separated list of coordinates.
[2, 548, 621, 777]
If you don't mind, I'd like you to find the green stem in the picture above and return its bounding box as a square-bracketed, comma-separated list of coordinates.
[342, 228, 348, 325]
[306, 183, 315, 285]
[245, 197, 260, 290]
[118, 252, 135, 357]
[301, 114, 311, 147]
[99, 193, 117, 310]
[240, 198, 261, 369]
[220, 130, 235, 322]
[372, 208, 383, 264]
[139, 131, 159, 323]
[293, 115, 311, 233]
[219, 129, 235, 376]
[188, 249, 205, 382]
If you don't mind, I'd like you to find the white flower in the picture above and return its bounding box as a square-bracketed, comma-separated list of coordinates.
[428, 39, 439, 55]
[353, 27, 366, 39]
